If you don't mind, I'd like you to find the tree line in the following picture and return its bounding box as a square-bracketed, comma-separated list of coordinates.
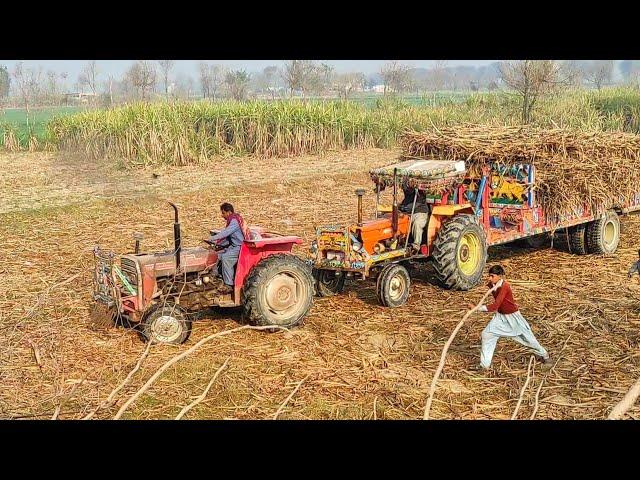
[1, 60, 639, 122]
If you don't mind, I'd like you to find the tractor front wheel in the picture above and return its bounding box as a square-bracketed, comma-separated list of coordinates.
[431, 214, 487, 291]
[141, 303, 192, 345]
[376, 263, 411, 307]
[313, 269, 346, 297]
[242, 254, 314, 328]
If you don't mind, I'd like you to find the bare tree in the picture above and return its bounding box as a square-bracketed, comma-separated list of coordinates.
[263, 65, 280, 99]
[46, 70, 60, 104]
[225, 70, 250, 100]
[585, 60, 615, 90]
[157, 60, 175, 99]
[198, 62, 211, 98]
[499, 60, 574, 123]
[78, 61, 99, 103]
[379, 61, 412, 96]
[431, 60, 449, 91]
[1, 66, 11, 106]
[186, 76, 195, 99]
[334, 72, 366, 99]
[281, 60, 320, 97]
[282, 60, 308, 97]
[12, 62, 34, 132]
[198, 63, 225, 100]
[106, 74, 115, 106]
[210, 65, 225, 100]
[125, 61, 157, 100]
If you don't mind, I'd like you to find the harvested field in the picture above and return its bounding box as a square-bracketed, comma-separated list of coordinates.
[2, 148, 640, 420]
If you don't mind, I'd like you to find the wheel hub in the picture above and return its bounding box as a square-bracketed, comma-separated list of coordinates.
[266, 273, 298, 312]
[458, 232, 481, 276]
[603, 220, 616, 247]
[152, 315, 181, 343]
[389, 273, 406, 301]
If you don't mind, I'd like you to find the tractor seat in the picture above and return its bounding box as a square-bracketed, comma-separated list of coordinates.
[248, 225, 263, 240]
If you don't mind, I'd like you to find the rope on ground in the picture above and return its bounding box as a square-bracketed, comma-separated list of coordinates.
[113, 325, 287, 420]
[273, 374, 311, 420]
[608, 377, 640, 420]
[175, 357, 230, 420]
[83, 340, 155, 420]
[530, 375, 547, 420]
[511, 355, 535, 420]
[423, 285, 498, 420]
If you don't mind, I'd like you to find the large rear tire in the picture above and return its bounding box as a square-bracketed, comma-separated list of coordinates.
[431, 214, 487, 291]
[376, 263, 411, 308]
[586, 211, 620, 254]
[567, 224, 587, 255]
[141, 303, 192, 345]
[242, 254, 314, 328]
[313, 269, 346, 297]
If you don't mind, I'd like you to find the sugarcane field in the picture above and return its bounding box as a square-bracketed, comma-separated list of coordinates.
[3, 59, 640, 421]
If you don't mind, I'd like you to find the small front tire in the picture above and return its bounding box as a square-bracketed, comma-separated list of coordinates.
[376, 263, 411, 308]
[141, 303, 192, 345]
[313, 269, 346, 297]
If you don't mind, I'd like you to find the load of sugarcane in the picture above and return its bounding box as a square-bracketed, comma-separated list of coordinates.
[401, 124, 640, 223]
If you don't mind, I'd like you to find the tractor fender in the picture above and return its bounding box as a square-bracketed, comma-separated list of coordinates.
[426, 203, 476, 253]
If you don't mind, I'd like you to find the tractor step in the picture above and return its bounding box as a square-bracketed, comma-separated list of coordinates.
[215, 294, 236, 307]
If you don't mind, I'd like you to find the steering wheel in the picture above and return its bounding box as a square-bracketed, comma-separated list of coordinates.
[202, 239, 227, 251]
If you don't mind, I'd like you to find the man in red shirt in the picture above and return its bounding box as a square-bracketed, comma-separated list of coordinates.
[468, 265, 550, 370]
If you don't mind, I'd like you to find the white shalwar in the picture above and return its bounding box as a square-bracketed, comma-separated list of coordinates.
[478, 281, 548, 369]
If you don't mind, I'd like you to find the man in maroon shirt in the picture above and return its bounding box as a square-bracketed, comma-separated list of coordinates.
[468, 265, 550, 370]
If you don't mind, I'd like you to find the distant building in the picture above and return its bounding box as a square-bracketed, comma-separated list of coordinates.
[369, 84, 394, 94]
[64, 92, 97, 104]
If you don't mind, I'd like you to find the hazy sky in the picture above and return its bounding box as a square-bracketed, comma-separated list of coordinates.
[0, 60, 498, 79]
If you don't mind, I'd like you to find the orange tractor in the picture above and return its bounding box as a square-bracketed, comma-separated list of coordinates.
[310, 157, 635, 307]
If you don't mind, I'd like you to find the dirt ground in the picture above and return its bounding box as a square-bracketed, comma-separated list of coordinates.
[2, 148, 640, 420]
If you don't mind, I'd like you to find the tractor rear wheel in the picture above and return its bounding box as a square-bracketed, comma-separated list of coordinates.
[431, 214, 487, 291]
[313, 269, 346, 297]
[141, 303, 192, 345]
[376, 263, 411, 308]
[586, 211, 620, 254]
[242, 254, 314, 328]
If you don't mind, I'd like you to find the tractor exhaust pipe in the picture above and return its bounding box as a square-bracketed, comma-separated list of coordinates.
[392, 168, 399, 239]
[168, 202, 181, 271]
[133, 232, 144, 254]
[355, 188, 366, 226]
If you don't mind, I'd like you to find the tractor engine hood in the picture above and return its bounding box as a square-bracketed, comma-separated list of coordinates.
[125, 246, 218, 278]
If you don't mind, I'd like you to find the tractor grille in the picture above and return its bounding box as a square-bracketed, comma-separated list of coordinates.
[120, 258, 139, 287]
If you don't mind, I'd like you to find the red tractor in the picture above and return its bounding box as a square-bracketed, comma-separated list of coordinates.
[92, 202, 314, 344]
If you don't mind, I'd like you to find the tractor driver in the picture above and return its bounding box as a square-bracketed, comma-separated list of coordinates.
[206, 202, 252, 294]
[400, 186, 430, 254]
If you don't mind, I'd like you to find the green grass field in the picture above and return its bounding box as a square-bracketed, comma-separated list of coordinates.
[351, 91, 473, 108]
[0, 106, 88, 146]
